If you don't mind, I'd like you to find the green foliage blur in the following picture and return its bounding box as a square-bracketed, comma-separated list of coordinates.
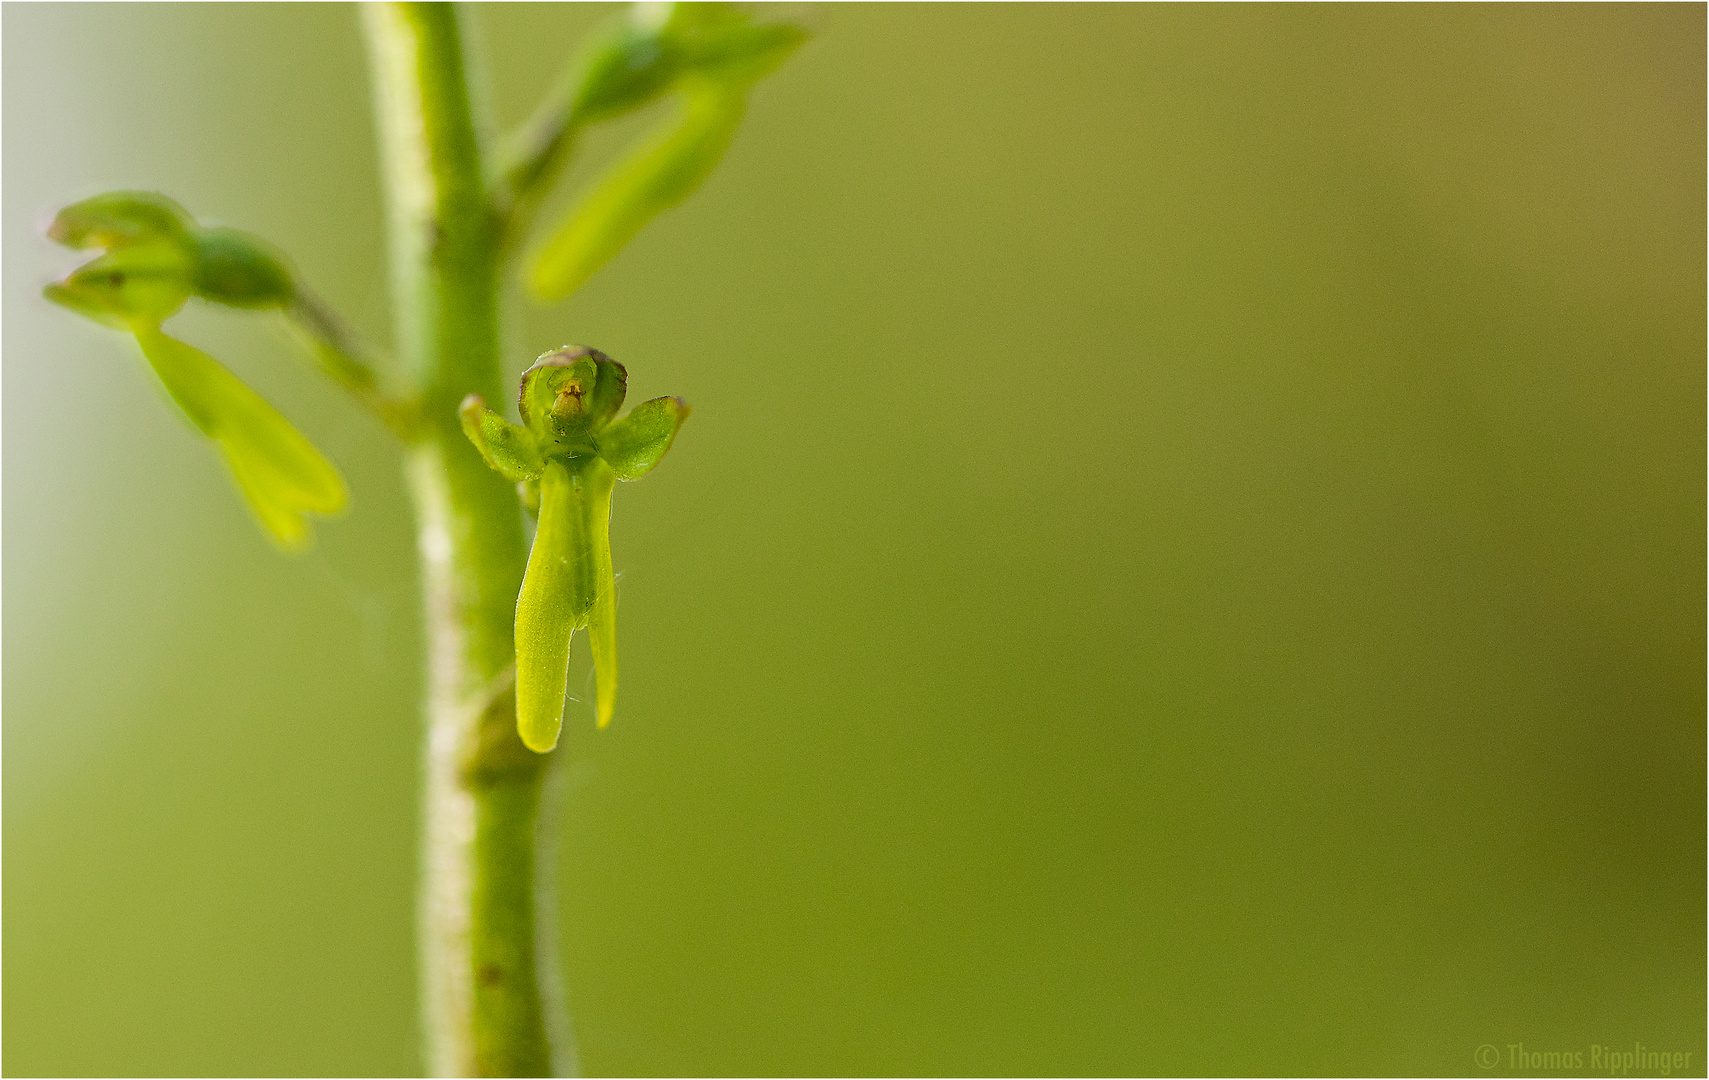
[4, 4, 1703, 1076]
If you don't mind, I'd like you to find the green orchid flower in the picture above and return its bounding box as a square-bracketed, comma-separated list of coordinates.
[44, 191, 347, 550]
[461, 346, 689, 751]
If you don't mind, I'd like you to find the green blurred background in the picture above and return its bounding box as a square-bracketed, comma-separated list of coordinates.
[4, 4, 1703, 1076]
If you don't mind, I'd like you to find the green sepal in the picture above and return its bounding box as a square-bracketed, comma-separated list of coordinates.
[527, 81, 746, 301]
[131, 324, 347, 551]
[44, 242, 194, 327]
[517, 346, 628, 448]
[192, 227, 297, 309]
[459, 394, 545, 482]
[47, 191, 193, 251]
[514, 457, 618, 751]
[596, 396, 691, 481]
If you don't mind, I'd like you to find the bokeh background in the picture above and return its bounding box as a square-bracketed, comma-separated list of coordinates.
[4, 4, 1703, 1076]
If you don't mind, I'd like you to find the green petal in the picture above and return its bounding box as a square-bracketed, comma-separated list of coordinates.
[514, 458, 617, 751]
[595, 396, 690, 481]
[47, 191, 193, 251]
[459, 394, 545, 481]
[132, 325, 347, 551]
[527, 81, 745, 301]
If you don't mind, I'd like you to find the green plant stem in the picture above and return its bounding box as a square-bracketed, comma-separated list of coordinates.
[364, 4, 566, 1075]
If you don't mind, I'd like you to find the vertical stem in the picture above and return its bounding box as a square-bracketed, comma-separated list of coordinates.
[364, 4, 566, 1075]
